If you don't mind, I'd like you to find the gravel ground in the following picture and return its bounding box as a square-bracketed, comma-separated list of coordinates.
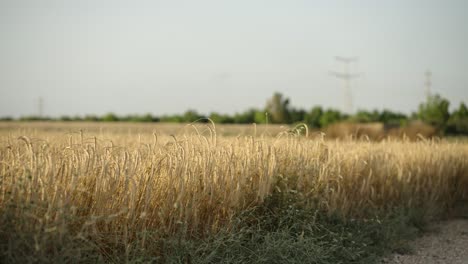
[382, 219, 468, 264]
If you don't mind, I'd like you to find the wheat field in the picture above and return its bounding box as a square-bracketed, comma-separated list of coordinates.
[1, 122, 468, 262]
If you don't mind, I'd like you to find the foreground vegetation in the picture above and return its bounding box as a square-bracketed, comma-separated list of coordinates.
[1, 123, 468, 263]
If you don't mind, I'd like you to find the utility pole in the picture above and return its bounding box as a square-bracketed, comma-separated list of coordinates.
[38, 97, 44, 118]
[330, 56, 360, 114]
[424, 70, 432, 99]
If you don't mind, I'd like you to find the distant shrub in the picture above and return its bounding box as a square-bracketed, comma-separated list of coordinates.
[210, 113, 235, 124]
[84, 115, 99, 122]
[102, 113, 119, 122]
[417, 94, 450, 129]
[446, 103, 468, 135]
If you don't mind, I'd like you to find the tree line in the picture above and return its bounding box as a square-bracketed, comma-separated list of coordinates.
[3, 92, 468, 135]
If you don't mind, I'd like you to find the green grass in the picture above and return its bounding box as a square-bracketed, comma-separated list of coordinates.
[1, 190, 431, 264]
[155, 191, 428, 264]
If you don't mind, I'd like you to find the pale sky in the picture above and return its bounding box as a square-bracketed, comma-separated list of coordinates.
[1, 0, 467, 117]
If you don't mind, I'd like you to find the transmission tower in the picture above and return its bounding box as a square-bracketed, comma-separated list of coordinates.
[38, 97, 44, 117]
[330, 56, 360, 114]
[424, 70, 432, 98]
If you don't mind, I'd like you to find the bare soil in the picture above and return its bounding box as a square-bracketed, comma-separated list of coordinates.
[382, 219, 468, 264]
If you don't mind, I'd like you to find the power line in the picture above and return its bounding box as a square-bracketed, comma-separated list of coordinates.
[330, 56, 360, 114]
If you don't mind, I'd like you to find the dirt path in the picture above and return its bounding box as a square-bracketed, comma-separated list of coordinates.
[382, 219, 468, 264]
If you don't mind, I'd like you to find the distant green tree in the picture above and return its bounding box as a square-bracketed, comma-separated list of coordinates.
[378, 110, 408, 126]
[234, 109, 256, 124]
[0, 116, 13, 121]
[60, 116, 72, 121]
[124, 113, 157, 122]
[19, 116, 50, 121]
[447, 102, 468, 134]
[84, 115, 99, 122]
[102, 113, 119, 122]
[304, 106, 323, 128]
[289, 108, 306, 123]
[417, 94, 450, 129]
[265, 92, 291, 124]
[209, 112, 234, 124]
[182, 110, 204, 123]
[352, 110, 380, 123]
[254, 111, 268, 124]
[319, 109, 343, 127]
[451, 102, 468, 119]
[140, 113, 157, 122]
[160, 115, 184, 122]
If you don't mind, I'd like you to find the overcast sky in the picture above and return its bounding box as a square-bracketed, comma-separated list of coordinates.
[1, 0, 467, 117]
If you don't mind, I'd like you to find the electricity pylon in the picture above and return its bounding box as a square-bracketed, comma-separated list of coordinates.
[330, 56, 360, 114]
[38, 97, 44, 117]
[424, 70, 432, 99]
